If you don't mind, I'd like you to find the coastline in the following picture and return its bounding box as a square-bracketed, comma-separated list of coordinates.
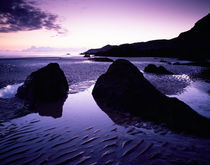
[0, 56, 209, 123]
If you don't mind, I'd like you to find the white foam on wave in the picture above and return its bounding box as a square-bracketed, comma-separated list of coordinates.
[0, 83, 23, 98]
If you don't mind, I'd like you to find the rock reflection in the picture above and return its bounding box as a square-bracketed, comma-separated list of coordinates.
[92, 93, 139, 127]
[35, 96, 67, 118]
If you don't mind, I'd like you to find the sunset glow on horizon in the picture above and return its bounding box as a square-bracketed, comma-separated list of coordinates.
[0, 0, 210, 56]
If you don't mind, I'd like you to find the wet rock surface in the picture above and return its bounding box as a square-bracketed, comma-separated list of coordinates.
[16, 63, 69, 106]
[93, 59, 210, 137]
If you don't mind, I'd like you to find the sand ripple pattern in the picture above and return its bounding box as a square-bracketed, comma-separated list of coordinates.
[0, 84, 210, 165]
[0, 117, 163, 165]
[1, 118, 210, 165]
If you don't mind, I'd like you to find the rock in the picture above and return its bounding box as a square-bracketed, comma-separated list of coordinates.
[84, 54, 90, 57]
[16, 63, 69, 107]
[144, 64, 173, 74]
[88, 57, 113, 62]
[92, 59, 210, 137]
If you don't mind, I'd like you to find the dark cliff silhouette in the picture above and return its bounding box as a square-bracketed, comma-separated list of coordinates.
[83, 13, 210, 59]
[81, 45, 117, 55]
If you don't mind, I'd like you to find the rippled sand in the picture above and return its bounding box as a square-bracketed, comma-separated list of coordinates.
[0, 57, 210, 164]
[0, 86, 210, 165]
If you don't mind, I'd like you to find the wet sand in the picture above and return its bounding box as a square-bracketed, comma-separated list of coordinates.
[0, 56, 208, 123]
[0, 56, 210, 164]
[0, 85, 210, 165]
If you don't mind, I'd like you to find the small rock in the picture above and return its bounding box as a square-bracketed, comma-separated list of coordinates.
[144, 64, 173, 74]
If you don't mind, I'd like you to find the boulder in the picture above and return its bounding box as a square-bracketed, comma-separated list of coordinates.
[16, 63, 69, 107]
[144, 64, 173, 74]
[92, 59, 210, 137]
[88, 57, 113, 62]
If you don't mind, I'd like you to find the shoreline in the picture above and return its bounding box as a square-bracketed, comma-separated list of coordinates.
[0, 57, 209, 123]
[0, 80, 96, 124]
[0, 83, 210, 165]
[0, 57, 210, 164]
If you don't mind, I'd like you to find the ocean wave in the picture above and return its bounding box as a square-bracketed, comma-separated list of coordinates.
[0, 83, 23, 98]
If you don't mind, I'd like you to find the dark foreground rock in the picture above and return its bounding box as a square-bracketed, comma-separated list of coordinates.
[144, 64, 173, 74]
[16, 63, 69, 107]
[92, 59, 210, 137]
[88, 57, 113, 62]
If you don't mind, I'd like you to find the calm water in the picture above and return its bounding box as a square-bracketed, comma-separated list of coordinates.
[168, 81, 210, 118]
[0, 82, 210, 165]
[0, 57, 210, 164]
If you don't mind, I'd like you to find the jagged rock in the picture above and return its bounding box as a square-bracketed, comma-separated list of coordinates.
[144, 64, 173, 74]
[16, 63, 69, 107]
[92, 59, 210, 137]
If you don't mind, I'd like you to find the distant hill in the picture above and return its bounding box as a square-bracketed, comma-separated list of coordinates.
[81, 45, 117, 55]
[82, 13, 210, 59]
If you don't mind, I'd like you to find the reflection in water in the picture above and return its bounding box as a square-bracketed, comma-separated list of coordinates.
[35, 96, 67, 118]
[92, 92, 128, 126]
[0, 84, 210, 165]
[168, 81, 210, 118]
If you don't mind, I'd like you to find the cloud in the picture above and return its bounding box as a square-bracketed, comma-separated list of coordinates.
[0, 46, 87, 56]
[22, 46, 70, 52]
[22, 46, 86, 53]
[0, 0, 64, 33]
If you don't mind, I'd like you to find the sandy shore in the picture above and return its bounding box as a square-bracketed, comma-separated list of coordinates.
[0, 84, 210, 165]
[0, 56, 208, 123]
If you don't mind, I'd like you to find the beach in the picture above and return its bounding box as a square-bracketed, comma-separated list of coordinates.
[0, 56, 210, 165]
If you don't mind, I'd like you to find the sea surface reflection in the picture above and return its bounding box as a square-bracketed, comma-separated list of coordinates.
[168, 81, 210, 118]
[0, 82, 210, 165]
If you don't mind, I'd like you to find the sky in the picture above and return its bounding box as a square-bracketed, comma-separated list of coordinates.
[0, 0, 210, 56]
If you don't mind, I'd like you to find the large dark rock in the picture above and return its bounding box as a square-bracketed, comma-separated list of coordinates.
[144, 64, 173, 74]
[92, 59, 210, 137]
[16, 63, 69, 106]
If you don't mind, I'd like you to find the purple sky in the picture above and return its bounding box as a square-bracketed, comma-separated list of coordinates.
[0, 0, 209, 55]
